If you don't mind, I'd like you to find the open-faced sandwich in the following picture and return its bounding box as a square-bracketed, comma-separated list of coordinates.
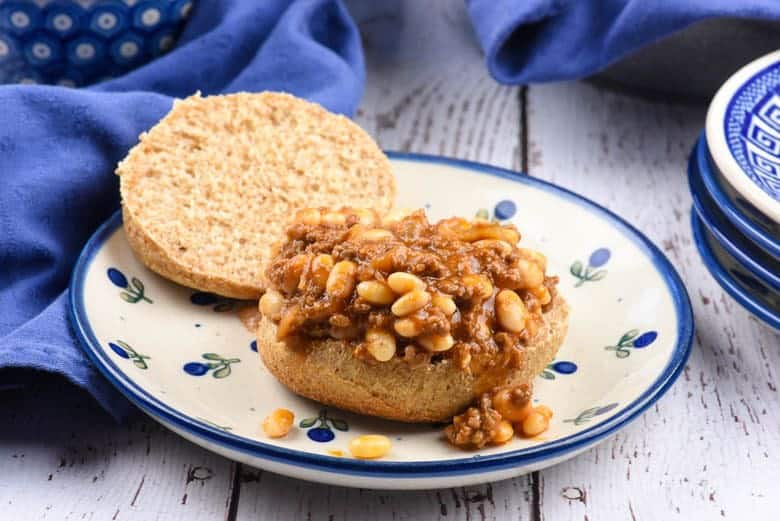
[117, 91, 569, 451]
[258, 207, 568, 448]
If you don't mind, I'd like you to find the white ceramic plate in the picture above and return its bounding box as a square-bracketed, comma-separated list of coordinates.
[70, 154, 693, 489]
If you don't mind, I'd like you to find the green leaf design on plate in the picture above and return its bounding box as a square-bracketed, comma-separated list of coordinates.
[212, 365, 232, 379]
[120, 292, 139, 303]
[619, 329, 639, 346]
[213, 301, 235, 312]
[564, 402, 619, 426]
[588, 270, 607, 281]
[202, 353, 224, 361]
[330, 419, 348, 431]
[115, 340, 132, 351]
[299, 417, 317, 428]
[132, 358, 149, 369]
[196, 417, 232, 431]
[570, 260, 583, 277]
[111, 340, 150, 370]
[115, 277, 151, 303]
[607, 329, 650, 359]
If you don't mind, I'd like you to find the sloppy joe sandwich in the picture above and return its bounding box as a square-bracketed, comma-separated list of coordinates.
[115, 91, 569, 450]
[256, 207, 569, 438]
[117, 92, 395, 299]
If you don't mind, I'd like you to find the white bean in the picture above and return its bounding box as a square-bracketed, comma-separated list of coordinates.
[391, 290, 431, 316]
[387, 272, 426, 294]
[365, 328, 396, 362]
[495, 289, 527, 333]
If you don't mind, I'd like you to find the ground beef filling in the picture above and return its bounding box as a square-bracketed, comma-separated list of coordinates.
[261, 207, 558, 376]
[445, 393, 504, 450]
[444, 384, 555, 450]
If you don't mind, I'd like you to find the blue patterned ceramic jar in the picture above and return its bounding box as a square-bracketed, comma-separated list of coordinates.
[0, 0, 193, 86]
[706, 50, 780, 225]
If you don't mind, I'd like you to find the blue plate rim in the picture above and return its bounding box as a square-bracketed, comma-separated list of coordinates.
[690, 211, 780, 329]
[688, 145, 780, 291]
[695, 133, 780, 258]
[69, 152, 694, 479]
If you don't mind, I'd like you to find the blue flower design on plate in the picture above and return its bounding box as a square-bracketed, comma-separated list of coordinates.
[475, 199, 517, 222]
[540, 360, 577, 380]
[605, 329, 657, 358]
[190, 292, 238, 312]
[250, 340, 257, 352]
[299, 409, 348, 442]
[107, 267, 153, 303]
[494, 200, 516, 220]
[183, 353, 241, 378]
[570, 248, 610, 287]
[108, 340, 150, 369]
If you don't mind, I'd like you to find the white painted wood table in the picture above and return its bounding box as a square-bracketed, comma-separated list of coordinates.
[2, 2, 778, 519]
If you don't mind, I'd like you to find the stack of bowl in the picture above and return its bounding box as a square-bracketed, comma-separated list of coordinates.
[689, 50, 780, 329]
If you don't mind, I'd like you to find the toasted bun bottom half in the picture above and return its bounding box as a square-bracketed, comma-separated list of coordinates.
[256, 295, 569, 423]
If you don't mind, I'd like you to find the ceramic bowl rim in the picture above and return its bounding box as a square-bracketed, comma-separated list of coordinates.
[69, 152, 694, 479]
[705, 49, 780, 223]
[688, 143, 780, 291]
[694, 133, 780, 258]
[690, 212, 780, 329]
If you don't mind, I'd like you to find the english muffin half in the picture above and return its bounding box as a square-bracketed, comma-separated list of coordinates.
[118, 92, 395, 299]
[257, 294, 568, 422]
[255, 208, 569, 423]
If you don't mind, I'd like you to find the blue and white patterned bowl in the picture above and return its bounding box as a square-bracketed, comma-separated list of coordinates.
[69, 153, 693, 489]
[694, 134, 780, 259]
[706, 49, 780, 224]
[0, 0, 193, 86]
[688, 141, 780, 329]
[691, 212, 780, 330]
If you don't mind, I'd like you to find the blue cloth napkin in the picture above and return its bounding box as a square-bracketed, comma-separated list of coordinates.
[467, 0, 780, 84]
[0, 0, 363, 420]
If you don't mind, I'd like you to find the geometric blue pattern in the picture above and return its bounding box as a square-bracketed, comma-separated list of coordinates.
[725, 61, 780, 202]
[0, 0, 192, 86]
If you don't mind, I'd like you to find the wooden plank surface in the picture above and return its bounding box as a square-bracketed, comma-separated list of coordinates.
[526, 82, 780, 520]
[235, 469, 534, 521]
[4, 1, 778, 520]
[353, 0, 523, 169]
[0, 380, 236, 521]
